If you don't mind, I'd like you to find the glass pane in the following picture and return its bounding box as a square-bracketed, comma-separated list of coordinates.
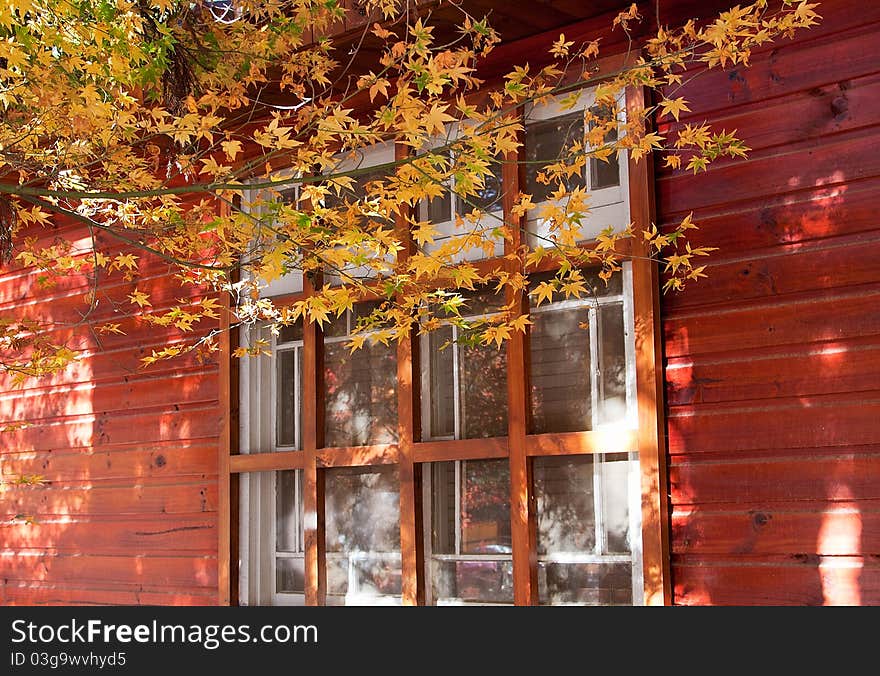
[602, 453, 632, 554]
[278, 318, 303, 343]
[455, 161, 504, 215]
[428, 327, 455, 439]
[538, 561, 632, 605]
[534, 456, 595, 556]
[324, 339, 398, 447]
[276, 349, 297, 447]
[528, 268, 622, 307]
[461, 459, 511, 555]
[430, 462, 457, 555]
[525, 111, 586, 204]
[275, 557, 305, 594]
[530, 307, 591, 433]
[599, 303, 627, 425]
[324, 466, 401, 604]
[460, 342, 508, 439]
[275, 470, 301, 553]
[589, 106, 620, 189]
[431, 559, 514, 605]
[422, 192, 452, 223]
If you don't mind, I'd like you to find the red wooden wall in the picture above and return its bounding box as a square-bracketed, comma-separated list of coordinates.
[0, 220, 220, 605]
[658, 0, 880, 604]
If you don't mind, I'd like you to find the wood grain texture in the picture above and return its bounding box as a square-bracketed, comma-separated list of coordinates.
[659, 1, 880, 605]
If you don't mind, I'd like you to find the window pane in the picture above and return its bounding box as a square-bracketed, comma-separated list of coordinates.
[278, 318, 303, 343]
[421, 192, 452, 223]
[525, 111, 586, 204]
[460, 343, 508, 439]
[431, 559, 514, 605]
[430, 461, 457, 555]
[275, 557, 305, 594]
[589, 106, 620, 189]
[602, 452, 632, 553]
[534, 455, 595, 555]
[528, 268, 622, 307]
[324, 340, 398, 447]
[461, 459, 511, 555]
[324, 466, 401, 604]
[276, 349, 298, 447]
[275, 470, 301, 553]
[428, 327, 455, 438]
[530, 307, 591, 433]
[538, 562, 632, 605]
[455, 161, 504, 215]
[599, 303, 627, 426]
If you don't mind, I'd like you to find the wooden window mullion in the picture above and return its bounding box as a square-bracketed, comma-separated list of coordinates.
[302, 271, 327, 606]
[504, 114, 539, 605]
[395, 141, 425, 605]
[626, 85, 671, 606]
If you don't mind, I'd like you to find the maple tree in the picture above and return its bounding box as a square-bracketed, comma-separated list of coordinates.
[0, 0, 821, 383]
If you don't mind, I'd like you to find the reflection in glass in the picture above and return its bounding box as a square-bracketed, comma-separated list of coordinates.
[599, 303, 627, 425]
[459, 342, 508, 439]
[429, 460, 513, 604]
[525, 111, 586, 204]
[324, 339, 397, 448]
[324, 466, 401, 605]
[276, 557, 305, 594]
[530, 307, 591, 434]
[428, 327, 455, 439]
[534, 454, 637, 605]
[276, 349, 298, 447]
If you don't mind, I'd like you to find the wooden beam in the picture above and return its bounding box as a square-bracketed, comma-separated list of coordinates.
[503, 117, 539, 606]
[316, 444, 399, 468]
[302, 272, 326, 606]
[218, 284, 233, 606]
[627, 85, 672, 606]
[229, 450, 306, 474]
[394, 140, 425, 606]
[413, 437, 509, 463]
[525, 429, 639, 456]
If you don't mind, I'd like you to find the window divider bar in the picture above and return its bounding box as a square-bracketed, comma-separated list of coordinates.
[395, 140, 425, 606]
[626, 84, 672, 606]
[503, 112, 539, 606]
[302, 271, 327, 606]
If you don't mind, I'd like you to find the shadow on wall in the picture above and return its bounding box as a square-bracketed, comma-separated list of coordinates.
[0, 245, 218, 605]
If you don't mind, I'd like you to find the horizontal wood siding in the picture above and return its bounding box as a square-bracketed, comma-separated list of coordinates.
[0, 221, 220, 606]
[658, 0, 880, 605]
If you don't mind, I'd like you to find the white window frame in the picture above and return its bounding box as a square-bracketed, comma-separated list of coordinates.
[523, 87, 630, 248]
[416, 123, 506, 264]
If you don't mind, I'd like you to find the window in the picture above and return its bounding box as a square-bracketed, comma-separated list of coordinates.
[523, 90, 628, 249]
[239, 469, 305, 606]
[420, 288, 508, 440]
[324, 303, 398, 448]
[230, 84, 669, 607]
[325, 465, 402, 605]
[424, 459, 513, 605]
[418, 144, 506, 263]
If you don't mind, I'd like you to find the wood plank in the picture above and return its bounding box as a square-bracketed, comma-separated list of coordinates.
[525, 429, 639, 456]
[1, 581, 217, 606]
[394, 140, 424, 606]
[0, 443, 218, 483]
[670, 453, 880, 506]
[0, 553, 218, 590]
[672, 499, 880, 556]
[666, 337, 880, 406]
[302, 273, 326, 606]
[1, 482, 218, 516]
[229, 450, 306, 473]
[662, 232, 880, 312]
[667, 395, 880, 455]
[503, 121, 538, 606]
[413, 437, 508, 463]
[316, 444, 399, 467]
[658, 126, 880, 217]
[663, 286, 880, 358]
[628, 85, 672, 606]
[0, 516, 217, 555]
[673, 556, 880, 606]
